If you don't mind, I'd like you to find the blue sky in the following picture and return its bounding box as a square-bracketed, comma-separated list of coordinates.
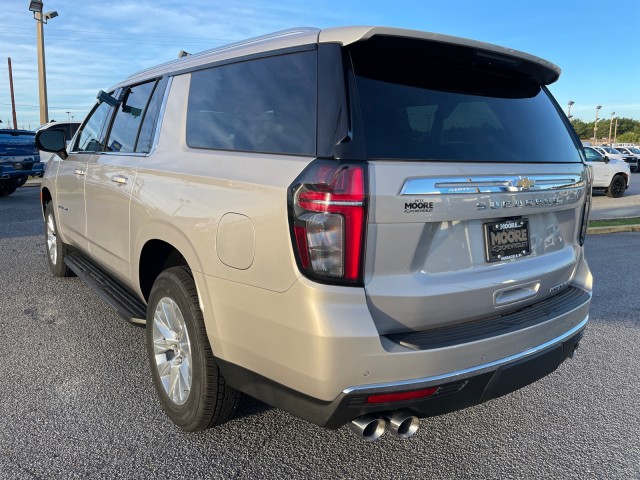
[0, 0, 638, 129]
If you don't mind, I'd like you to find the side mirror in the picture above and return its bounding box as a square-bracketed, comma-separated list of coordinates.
[35, 129, 68, 160]
[603, 155, 610, 163]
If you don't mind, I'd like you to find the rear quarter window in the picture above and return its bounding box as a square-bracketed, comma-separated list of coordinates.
[186, 50, 317, 156]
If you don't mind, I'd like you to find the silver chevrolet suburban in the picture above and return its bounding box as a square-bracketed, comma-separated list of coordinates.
[36, 26, 592, 441]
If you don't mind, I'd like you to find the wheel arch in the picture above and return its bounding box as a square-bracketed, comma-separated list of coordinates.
[41, 187, 52, 214]
[138, 239, 190, 302]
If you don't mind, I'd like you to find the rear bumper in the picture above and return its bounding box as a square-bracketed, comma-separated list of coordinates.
[218, 321, 586, 429]
[0, 162, 44, 180]
[201, 260, 591, 428]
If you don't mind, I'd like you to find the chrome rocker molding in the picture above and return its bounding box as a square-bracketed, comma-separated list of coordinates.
[342, 315, 589, 395]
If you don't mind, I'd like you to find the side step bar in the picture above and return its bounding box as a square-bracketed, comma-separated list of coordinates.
[64, 251, 147, 326]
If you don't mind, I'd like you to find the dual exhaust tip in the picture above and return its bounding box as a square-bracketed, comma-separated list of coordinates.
[350, 411, 419, 441]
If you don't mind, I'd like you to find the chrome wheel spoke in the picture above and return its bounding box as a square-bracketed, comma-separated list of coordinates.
[46, 215, 57, 264]
[180, 355, 192, 390]
[168, 363, 181, 402]
[152, 296, 192, 405]
[153, 337, 178, 355]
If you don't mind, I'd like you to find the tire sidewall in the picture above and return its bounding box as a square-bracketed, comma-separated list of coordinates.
[609, 175, 625, 198]
[146, 269, 211, 430]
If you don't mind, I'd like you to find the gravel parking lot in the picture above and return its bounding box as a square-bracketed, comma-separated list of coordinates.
[1, 186, 639, 479]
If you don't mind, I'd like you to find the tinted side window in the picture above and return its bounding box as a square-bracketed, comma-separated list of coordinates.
[584, 148, 603, 162]
[186, 51, 317, 155]
[136, 77, 168, 153]
[74, 102, 113, 153]
[106, 80, 156, 153]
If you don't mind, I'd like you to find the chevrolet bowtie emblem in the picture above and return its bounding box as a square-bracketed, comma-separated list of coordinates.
[516, 177, 535, 190]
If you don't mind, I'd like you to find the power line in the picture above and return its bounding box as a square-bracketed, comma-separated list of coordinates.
[0, 34, 219, 48]
[0, 101, 90, 110]
[0, 66, 125, 79]
[0, 24, 234, 44]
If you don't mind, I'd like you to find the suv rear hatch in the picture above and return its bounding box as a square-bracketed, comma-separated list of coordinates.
[348, 35, 588, 335]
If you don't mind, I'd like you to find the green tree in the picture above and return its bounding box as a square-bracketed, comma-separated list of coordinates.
[616, 132, 640, 143]
[571, 117, 640, 141]
[570, 119, 588, 138]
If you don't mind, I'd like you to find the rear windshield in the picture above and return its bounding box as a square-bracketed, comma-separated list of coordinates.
[0, 131, 37, 156]
[349, 38, 581, 163]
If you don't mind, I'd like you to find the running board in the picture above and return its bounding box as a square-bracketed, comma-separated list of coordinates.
[64, 251, 147, 326]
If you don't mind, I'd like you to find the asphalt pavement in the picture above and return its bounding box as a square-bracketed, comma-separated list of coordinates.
[590, 171, 640, 220]
[1, 186, 639, 479]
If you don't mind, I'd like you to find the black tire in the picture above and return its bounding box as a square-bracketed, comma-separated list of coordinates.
[146, 266, 241, 431]
[0, 181, 16, 197]
[44, 202, 73, 277]
[606, 174, 626, 198]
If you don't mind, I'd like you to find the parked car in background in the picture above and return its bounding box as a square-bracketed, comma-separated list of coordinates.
[613, 146, 639, 172]
[36, 26, 592, 442]
[595, 146, 636, 168]
[0, 129, 43, 197]
[584, 146, 630, 197]
[36, 121, 81, 162]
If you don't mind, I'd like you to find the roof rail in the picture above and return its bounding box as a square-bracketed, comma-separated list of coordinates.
[127, 27, 319, 80]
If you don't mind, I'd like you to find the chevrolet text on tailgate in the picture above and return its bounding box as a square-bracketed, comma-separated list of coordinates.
[36, 26, 592, 441]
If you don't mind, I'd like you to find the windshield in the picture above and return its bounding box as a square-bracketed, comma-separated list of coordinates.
[629, 148, 640, 154]
[603, 147, 621, 154]
[349, 39, 582, 163]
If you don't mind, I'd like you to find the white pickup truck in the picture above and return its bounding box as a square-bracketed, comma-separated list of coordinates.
[583, 146, 630, 197]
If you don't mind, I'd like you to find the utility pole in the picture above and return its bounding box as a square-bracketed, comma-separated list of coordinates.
[29, 1, 58, 125]
[613, 118, 619, 144]
[567, 100, 574, 119]
[593, 105, 602, 142]
[35, 10, 48, 124]
[8, 57, 18, 130]
[608, 112, 615, 144]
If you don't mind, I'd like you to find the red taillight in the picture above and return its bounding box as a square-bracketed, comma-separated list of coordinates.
[366, 387, 439, 404]
[289, 161, 367, 285]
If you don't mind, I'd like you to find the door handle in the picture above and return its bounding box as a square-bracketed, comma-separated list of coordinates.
[111, 174, 129, 185]
[493, 281, 540, 306]
[74, 169, 85, 176]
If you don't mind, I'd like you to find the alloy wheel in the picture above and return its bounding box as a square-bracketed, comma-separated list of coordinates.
[46, 214, 57, 265]
[152, 297, 193, 405]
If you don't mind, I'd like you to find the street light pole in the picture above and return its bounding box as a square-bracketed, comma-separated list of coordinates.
[608, 112, 615, 144]
[593, 105, 602, 143]
[613, 118, 619, 144]
[29, 1, 58, 126]
[8, 57, 18, 130]
[567, 100, 574, 119]
[35, 9, 48, 125]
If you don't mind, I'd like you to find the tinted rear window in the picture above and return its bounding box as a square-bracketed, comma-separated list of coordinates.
[350, 39, 581, 163]
[0, 131, 37, 156]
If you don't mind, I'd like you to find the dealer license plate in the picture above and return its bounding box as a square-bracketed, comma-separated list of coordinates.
[484, 219, 530, 263]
